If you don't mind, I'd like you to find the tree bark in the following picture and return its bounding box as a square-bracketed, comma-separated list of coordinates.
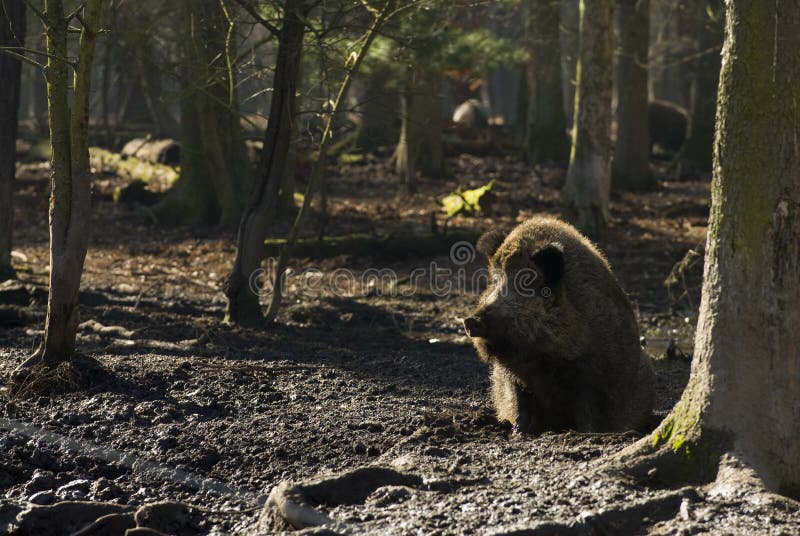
[354, 64, 400, 151]
[0, 0, 25, 281]
[13, 0, 103, 372]
[224, 0, 308, 326]
[394, 65, 417, 192]
[523, 0, 569, 164]
[154, 0, 251, 229]
[559, 0, 580, 126]
[617, 0, 800, 496]
[681, 0, 724, 172]
[612, 0, 653, 191]
[563, 0, 613, 238]
[394, 65, 445, 187]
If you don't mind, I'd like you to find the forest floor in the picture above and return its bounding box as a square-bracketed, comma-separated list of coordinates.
[1, 152, 799, 535]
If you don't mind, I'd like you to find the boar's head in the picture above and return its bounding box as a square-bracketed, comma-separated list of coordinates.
[463, 227, 565, 356]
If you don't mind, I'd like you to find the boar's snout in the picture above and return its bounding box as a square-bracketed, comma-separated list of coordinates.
[463, 316, 489, 338]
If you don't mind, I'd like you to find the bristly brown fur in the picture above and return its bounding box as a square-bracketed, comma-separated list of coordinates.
[466, 216, 655, 434]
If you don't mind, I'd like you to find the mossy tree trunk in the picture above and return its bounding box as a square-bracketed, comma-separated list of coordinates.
[154, 0, 251, 229]
[612, 0, 653, 191]
[680, 0, 724, 173]
[618, 0, 800, 495]
[563, 0, 613, 238]
[523, 0, 569, 164]
[14, 0, 102, 372]
[0, 0, 25, 281]
[225, 0, 309, 326]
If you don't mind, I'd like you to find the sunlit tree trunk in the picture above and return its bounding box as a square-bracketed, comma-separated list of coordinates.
[0, 0, 25, 281]
[394, 65, 417, 192]
[14, 0, 102, 372]
[612, 0, 653, 191]
[681, 0, 724, 173]
[523, 0, 569, 164]
[563, 0, 613, 238]
[225, 0, 308, 326]
[618, 0, 800, 495]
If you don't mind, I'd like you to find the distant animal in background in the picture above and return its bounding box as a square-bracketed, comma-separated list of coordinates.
[648, 100, 688, 156]
[463, 217, 655, 434]
[452, 99, 489, 129]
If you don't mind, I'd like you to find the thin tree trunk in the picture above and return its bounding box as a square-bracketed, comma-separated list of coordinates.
[563, 0, 613, 238]
[0, 0, 25, 281]
[355, 64, 400, 151]
[612, 0, 653, 191]
[224, 0, 308, 326]
[154, 0, 250, 229]
[617, 0, 800, 495]
[263, 0, 397, 323]
[414, 68, 445, 179]
[523, 0, 569, 164]
[680, 0, 723, 173]
[559, 0, 580, 126]
[394, 65, 417, 192]
[14, 0, 102, 372]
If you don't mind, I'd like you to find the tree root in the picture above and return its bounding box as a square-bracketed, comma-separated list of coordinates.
[503, 487, 700, 536]
[259, 466, 424, 531]
[6, 353, 110, 399]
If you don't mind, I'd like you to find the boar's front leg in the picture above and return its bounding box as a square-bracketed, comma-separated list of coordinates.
[491, 363, 541, 434]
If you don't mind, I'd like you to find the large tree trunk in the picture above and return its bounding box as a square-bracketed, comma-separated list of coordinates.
[0, 0, 25, 281]
[618, 0, 800, 495]
[680, 0, 724, 173]
[224, 0, 308, 326]
[522, 0, 569, 164]
[14, 0, 102, 373]
[154, 0, 250, 229]
[563, 0, 613, 238]
[612, 0, 653, 191]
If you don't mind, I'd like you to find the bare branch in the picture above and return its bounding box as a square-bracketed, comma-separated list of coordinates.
[21, 0, 45, 23]
[0, 46, 75, 68]
[65, 1, 87, 25]
[0, 47, 45, 69]
[231, 0, 280, 37]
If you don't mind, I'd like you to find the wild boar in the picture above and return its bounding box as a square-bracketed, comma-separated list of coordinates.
[463, 216, 654, 433]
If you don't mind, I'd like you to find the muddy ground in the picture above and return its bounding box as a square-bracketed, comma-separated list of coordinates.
[1, 154, 798, 534]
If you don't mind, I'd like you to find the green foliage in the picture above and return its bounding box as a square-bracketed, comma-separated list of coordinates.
[439, 181, 494, 218]
[360, 1, 524, 83]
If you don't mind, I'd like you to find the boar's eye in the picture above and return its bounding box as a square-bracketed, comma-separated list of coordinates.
[530, 243, 565, 286]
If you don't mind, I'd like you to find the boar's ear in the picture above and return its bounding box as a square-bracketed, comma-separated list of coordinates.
[476, 229, 507, 260]
[531, 243, 565, 286]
